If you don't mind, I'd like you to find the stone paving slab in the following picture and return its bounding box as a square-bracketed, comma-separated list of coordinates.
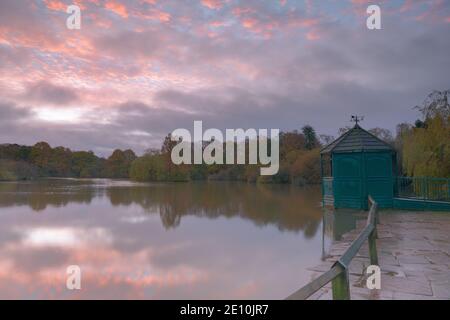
[306, 210, 450, 300]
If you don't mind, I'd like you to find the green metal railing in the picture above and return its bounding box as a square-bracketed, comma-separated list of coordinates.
[286, 196, 379, 300]
[396, 177, 450, 202]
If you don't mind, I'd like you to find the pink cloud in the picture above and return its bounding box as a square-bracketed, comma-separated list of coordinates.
[201, 0, 223, 10]
[44, 0, 89, 11]
[233, 5, 324, 39]
[43, 0, 66, 12]
[105, 1, 129, 18]
[134, 8, 171, 22]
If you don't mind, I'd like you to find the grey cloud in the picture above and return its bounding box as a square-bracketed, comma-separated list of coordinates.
[23, 81, 79, 105]
[0, 101, 32, 124]
[0, 100, 174, 156]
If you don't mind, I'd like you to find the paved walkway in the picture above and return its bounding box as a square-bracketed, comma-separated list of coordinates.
[306, 211, 450, 300]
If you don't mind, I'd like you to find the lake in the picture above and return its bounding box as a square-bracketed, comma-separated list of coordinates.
[0, 179, 362, 299]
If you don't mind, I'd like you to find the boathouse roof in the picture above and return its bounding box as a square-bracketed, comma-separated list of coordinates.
[321, 124, 394, 154]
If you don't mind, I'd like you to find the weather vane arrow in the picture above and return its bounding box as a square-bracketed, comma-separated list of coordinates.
[351, 115, 364, 125]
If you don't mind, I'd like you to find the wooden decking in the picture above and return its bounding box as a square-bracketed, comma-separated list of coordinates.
[306, 210, 450, 300]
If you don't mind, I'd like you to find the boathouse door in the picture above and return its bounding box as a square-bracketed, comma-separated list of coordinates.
[333, 153, 364, 209]
[364, 152, 394, 208]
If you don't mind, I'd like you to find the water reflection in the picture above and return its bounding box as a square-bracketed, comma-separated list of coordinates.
[0, 180, 323, 234]
[0, 179, 359, 299]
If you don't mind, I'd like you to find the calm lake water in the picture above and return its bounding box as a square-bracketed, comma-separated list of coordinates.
[0, 179, 362, 299]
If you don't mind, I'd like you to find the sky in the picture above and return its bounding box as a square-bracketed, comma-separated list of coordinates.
[0, 0, 449, 156]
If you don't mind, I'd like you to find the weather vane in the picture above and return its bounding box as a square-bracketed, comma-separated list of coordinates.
[351, 115, 364, 125]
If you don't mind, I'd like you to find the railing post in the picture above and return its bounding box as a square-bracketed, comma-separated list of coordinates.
[332, 265, 350, 300]
[368, 229, 378, 265]
[372, 220, 378, 239]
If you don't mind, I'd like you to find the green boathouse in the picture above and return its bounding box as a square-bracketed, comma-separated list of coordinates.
[321, 124, 450, 211]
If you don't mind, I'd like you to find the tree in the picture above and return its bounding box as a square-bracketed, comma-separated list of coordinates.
[302, 125, 319, 150]
[71, 151, 102, 178]
[394, 123, 413, 175]
[368, 127, 394, 145]
[338, 126, 352, 136]
[105, 149, 137, 178]
[49, 146, 72, 176]
[401, 90, 450, 178]
[402, 115, 450, 177]
[130, 153, 175, 182]
[279, 131, 305, 160]
[415, 90, 450, 120]
[290, 149, 321, 185]
[130, 155, 158, 181]
[162, 133, 183, 173]
[319, 134, 334, 146]
[30, 142, 52, 174]
[161, 133, 178, 154]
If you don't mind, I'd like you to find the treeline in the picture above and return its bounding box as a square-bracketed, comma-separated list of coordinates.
[129, 125, 322, 185]
[0, 142, 136, 181]
[0, 126, 323, 185]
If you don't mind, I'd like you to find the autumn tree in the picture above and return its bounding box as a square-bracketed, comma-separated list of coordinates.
[402, 90, 450, 177]
[71, 151, 102, 178]
[30, 142, 52, 174]
[105, 149, 137, 178]
[279, 131, 305, 160]
[49, 146, 72, 176]
[290, 149, 321, 185]
[402, 115, 449, 177]
[130, 154, 166, 181]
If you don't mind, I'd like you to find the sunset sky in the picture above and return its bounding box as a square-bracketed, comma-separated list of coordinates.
[1, 0, 449, 156]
